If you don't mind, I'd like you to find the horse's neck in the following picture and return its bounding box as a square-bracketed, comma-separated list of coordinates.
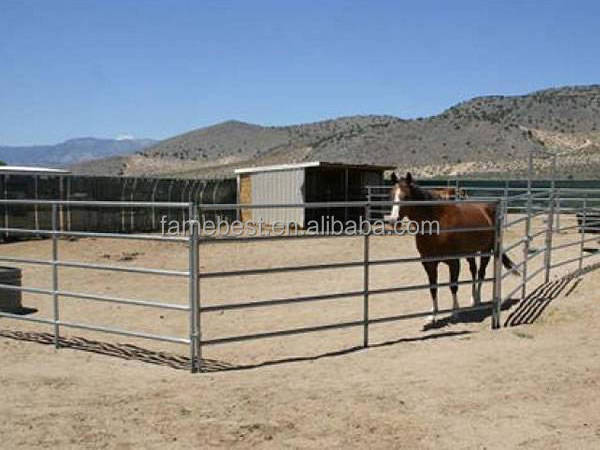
[403, 204, 440, 223]
[404, 187, 440, 222]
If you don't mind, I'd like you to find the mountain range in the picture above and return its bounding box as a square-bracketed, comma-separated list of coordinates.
[6, 85, 600, 179]
[0, 137, 156, 168]
[76, 85, 600, 179]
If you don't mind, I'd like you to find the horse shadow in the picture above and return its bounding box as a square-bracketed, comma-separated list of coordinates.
[422, 298, 520, 331]
[426, 260, 600, 331]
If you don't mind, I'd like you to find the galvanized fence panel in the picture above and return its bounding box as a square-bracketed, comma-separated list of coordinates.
[2, 182, 600, 372]
[194, 198, 502, 356]
[0, 199, 200, 372]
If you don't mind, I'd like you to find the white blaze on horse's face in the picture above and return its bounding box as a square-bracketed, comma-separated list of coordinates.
[389, 184, 403, 221]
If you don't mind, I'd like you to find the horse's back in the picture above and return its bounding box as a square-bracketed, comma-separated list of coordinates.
[415, 202, 495, 256]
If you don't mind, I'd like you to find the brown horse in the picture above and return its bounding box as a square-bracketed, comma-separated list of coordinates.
[389, 172, 518, 324]
[429, 187, 467, 200]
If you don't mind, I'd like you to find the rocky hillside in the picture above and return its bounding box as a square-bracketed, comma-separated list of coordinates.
[72, 85, 600, 179]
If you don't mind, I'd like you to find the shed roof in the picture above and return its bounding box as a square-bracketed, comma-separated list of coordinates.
[234, 161, 395, 174]
[0, 166, 71, 176]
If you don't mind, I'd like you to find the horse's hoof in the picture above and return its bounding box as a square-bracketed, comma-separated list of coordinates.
[422, 315, 437, 331]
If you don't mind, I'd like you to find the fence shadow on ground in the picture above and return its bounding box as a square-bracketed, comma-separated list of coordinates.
[0, 330, 234, 372]
[214, 330, 473, 373]
[504, 261, 600, 327]
[0, 328, 471, 373]
[6, 261, 600, 372]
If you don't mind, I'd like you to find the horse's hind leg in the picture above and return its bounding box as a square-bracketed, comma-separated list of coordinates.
[467, 256, 479, 305]
[477, 255, 491, 302]
[422, 261, 439, 323]
[448, 259, 460, 318]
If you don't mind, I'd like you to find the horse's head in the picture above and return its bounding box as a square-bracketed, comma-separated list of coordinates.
[387, 171, 416, 221]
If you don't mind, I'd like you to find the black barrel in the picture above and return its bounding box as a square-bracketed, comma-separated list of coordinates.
[0, 266, 23, 312]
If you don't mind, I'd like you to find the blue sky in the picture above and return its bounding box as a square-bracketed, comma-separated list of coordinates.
[1, 0, 599, 145]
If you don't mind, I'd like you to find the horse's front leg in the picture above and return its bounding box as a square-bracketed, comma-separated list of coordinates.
[422, 261, 439, 324]
[478, 255, 491, 302]
[448, 259, 460, 319]
[467, 257, 479, 305]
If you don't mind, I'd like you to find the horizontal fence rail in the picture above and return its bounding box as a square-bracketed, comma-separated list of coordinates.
[1, 177, 600, 372]
[190, 197, 505, 355]
[0, 200, 201, 370]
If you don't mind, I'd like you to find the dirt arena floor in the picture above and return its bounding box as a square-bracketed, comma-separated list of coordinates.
[1, 214, 600, 449]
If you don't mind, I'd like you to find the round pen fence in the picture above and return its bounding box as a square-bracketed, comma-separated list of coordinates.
[1, 155, 600, 372]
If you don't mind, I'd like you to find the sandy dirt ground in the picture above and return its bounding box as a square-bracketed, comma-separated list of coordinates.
[1, 214, 600, 449]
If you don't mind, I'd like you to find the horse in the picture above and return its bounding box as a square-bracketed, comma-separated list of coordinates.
[389, 172, 518, 324]
[427, 187, 475, 293]
[429, 187, 467, 200]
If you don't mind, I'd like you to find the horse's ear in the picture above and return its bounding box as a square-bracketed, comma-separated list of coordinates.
[405, 172, 413, 184]
[390, 172, 399, 184]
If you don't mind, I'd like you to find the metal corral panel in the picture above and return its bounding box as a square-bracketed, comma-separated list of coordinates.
[251, 169, 305, 226]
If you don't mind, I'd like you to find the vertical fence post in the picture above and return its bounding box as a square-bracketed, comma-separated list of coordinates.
[521, 153, 533, 300]
[188, 203, 200, 373]
[66, 177, 72, 231]
[151, 180, 158, 230]
[34, 175, 40, 232]
[130, 178, 137, 232]
[366, 187, 372, 222]
[492, 200, 504, 329]
[194, 204, 202, 368]
[363, 202, 370, 348]
[503, 180, 509, 226]
[3, 174, 8, 240]
[58, 176, 65, 232]
[120, 179, 127, 232]
[579, 196, 587, 272]
[555, 188, 561, 233]
[544, 153, 557, 282]
[51, 203, 60, 348]
[455, 179, 460, 208]
[544, 185, 556, 283]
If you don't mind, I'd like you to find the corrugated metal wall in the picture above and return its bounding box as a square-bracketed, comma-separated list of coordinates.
[251, 169, 305, 226]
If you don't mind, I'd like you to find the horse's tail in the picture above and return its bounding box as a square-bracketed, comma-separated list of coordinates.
[487, 203, 520, 276]
[502, 253, 521, 277]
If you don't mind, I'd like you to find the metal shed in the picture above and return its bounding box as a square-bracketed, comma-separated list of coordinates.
[235, 161, 394, 228]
